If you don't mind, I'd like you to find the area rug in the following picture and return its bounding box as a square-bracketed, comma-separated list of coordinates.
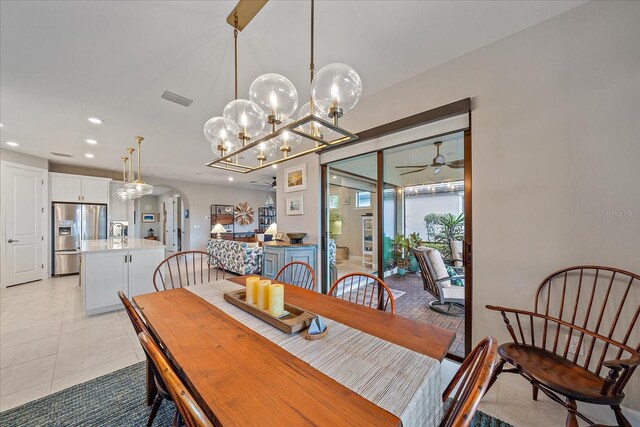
[0, 362, 512, 426]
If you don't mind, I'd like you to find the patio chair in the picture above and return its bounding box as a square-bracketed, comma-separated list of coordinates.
[413, 247, 464, 316]
[449, 240, 464, 267]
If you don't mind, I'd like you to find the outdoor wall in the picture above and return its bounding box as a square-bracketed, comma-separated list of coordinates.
[404, 193, 463, 238]
[338, 0, 640, 417]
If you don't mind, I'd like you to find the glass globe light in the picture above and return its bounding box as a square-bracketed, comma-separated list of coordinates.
[274, 118, 302, 149]
[204, 117, 239, 157]
[251, 139, 276, 163]
[297, 101, 335, 140]
[223, 99, 266, 139]
[249, 73, 298, 124]
[124, 181, 153, 197]
[115, 187, 134, 201]
[311, 63, 362, 118]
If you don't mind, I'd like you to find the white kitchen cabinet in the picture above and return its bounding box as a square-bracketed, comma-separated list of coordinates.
[50, 173, 110, 204]
[81, 179, 109, 204]
[51, 175, 83, 202]
[81, 251, 128, 314]
[80, 239, 165, 315]
[128, 249, 165, 298]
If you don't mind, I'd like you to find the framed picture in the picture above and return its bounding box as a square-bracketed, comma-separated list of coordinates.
[285, 164, 307, 193]
[286, 196, 304, 215]
[343, 195, 351, 205]
[142, 213, 156, 223]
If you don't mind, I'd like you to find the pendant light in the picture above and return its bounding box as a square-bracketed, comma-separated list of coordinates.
[205, 0, 362, 174]
[115, 156, 134, 201]
[125, 136, 153, 197]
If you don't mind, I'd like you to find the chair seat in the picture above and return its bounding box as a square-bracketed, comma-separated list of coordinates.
[441, 285, 465, 301]
[498, 343, 624, 405]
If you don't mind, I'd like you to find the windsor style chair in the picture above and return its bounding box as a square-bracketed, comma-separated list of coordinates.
[118, 291, 173, 427]
[153, 250, 225, 291]
[139, 331, 214, 427]
[329, 272, 396, 314]
[486, 266, 639, 427]
[440, 337, 498, 427]
[275, 261, 315, 290]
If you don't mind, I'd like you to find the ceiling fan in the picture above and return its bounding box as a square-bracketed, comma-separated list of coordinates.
[396, 141, 464, 176]
[249, 176, 276, 189]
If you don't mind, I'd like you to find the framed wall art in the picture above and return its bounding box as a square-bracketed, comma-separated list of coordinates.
[285, 164, 307, 193]
[286, 195, 304, 215]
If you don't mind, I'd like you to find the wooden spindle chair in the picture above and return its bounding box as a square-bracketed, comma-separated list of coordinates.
[329, 272, 395, 314]
[440, 337, 498, 427]
[153, 250, 225, 291]
[275, 261, 316, 290]
[486, 266, 640, 427]
[118, 291, 174, 427]
[138, 331, 214, 427]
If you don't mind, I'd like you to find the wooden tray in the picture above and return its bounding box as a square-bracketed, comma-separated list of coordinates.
[223, 289, 316, 334]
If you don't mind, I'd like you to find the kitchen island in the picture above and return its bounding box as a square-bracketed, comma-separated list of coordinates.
[80, 238, 165, 315]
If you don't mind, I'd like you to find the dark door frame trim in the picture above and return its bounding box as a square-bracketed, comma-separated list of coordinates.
[320, 99, 473, 360]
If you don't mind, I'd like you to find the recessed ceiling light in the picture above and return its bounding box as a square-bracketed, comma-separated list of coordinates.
[0, 123, 4, 127]
[272, 164, 277, 169]
[88, 117, 102, 124]
[332, 175, 337, 179]
[228, 177, 234, 181]
[6, 141, 19, 147]
[85, 153, 95, 158]
[85, 139, 98, 144]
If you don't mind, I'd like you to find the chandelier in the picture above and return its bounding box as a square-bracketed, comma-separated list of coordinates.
[115, 154, 134, 201]
[204, 0, 361, 174]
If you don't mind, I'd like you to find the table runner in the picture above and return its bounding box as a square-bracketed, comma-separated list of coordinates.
[186, 280, 442, 427]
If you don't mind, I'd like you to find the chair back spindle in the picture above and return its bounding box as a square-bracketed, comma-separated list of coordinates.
[275, 261, 315, 290]
[329, 273, 395, 314]
[153, 250, 225, 291]
[532, 266, 639, 376]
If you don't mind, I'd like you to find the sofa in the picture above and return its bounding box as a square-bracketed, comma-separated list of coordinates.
[206, 239, 262, 276]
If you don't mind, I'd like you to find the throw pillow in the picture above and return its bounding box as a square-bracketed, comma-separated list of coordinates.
[446, 265, 464, 286]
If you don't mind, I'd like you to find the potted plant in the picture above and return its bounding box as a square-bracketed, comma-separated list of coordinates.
[393, 234, 410, 276]
[434, 213, 464, 262]
[406, 232, 422, 273]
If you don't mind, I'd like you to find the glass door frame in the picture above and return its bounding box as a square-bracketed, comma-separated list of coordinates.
[320, 99, 472, 359]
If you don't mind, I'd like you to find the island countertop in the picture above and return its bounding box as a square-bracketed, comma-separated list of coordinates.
[80, 238, 165, 253]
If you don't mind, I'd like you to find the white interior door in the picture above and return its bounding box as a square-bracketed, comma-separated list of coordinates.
[164, 197, 175, 252]
[171, 196, 179, 251]
[2, 163, 44, 286]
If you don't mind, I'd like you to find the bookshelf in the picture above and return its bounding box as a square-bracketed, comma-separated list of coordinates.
[258, 206, 277, 233]
[362, 215, 374, 267]
[210, 204, 234, 239]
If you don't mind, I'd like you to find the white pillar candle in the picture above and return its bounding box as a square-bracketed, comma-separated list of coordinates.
[268, 284, 284, 317]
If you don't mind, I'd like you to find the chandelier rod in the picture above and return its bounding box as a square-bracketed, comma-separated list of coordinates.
[234, 13, 239, 100]
[310, 0, 314, 85]
[121, 157, 128, 183]
[127, 147, 135, 184]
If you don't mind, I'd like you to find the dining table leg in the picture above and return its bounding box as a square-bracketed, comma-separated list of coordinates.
[145, 359, 157, 406]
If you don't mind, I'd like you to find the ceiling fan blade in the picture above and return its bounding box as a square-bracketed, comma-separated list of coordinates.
[446, 160, 465, 169]
[396, 165, 431, 169]
[400, 168, 427, 176]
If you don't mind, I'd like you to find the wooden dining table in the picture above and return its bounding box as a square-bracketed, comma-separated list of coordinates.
[134, 275, 455, 426]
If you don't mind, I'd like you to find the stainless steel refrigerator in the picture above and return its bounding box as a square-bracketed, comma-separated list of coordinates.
[53, 203, 107, 276]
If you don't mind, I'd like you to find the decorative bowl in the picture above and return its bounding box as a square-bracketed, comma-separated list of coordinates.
[286, 232, 307, 244]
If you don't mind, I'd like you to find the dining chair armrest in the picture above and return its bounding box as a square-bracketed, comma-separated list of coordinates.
[603, 356, 640, 370]
[601, 356, 640, 395]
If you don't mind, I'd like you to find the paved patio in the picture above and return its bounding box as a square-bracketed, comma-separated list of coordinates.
[385, 272, 465, 359]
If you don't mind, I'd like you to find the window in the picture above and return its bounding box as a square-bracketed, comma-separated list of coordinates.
[329, 194, 339, 209]
[356, 191, 371, 208]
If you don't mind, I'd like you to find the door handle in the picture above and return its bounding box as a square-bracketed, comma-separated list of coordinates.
[7, 239, 19, 243]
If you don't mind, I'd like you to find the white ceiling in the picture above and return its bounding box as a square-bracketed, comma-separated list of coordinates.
[0, 0, 584, 188]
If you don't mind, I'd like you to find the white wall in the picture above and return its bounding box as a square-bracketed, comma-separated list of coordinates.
[148, 177, 273, 251]
[0, 149, 48, 170]
[338, 0, 640, 415]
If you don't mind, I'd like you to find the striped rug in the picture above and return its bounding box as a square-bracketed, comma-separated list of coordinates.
[0, 362, 512, 426]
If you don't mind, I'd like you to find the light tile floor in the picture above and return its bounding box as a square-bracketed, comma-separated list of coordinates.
[0, 275, 620, 425]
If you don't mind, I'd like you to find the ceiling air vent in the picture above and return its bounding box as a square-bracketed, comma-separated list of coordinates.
[161, 90, 193, 107]
[50, 152, 73, 158]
